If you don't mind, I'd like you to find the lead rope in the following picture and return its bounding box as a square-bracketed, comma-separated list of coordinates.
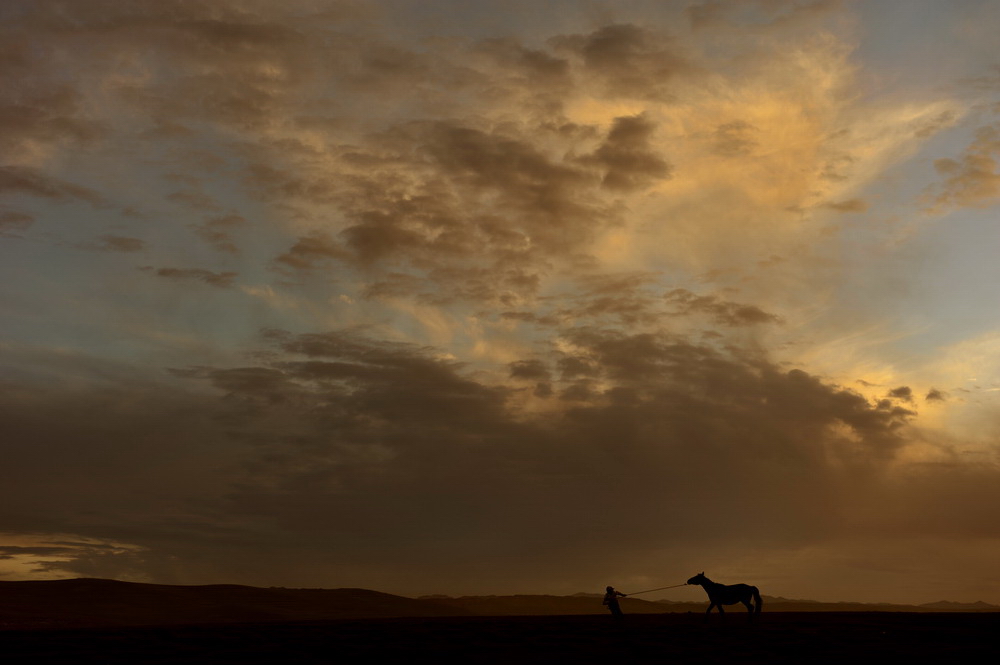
[623, 582, 689, 596]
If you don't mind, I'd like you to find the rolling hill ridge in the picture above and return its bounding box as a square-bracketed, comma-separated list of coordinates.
[1, 578, 996, 629]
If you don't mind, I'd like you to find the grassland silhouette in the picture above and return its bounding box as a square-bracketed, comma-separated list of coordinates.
[2, 578, 999, 663]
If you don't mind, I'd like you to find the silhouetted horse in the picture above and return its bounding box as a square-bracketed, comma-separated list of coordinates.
[687, 572, 762, 620]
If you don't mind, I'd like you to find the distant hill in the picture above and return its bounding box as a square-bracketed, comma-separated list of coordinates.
[920, 600, 1000, 611]
[0, 578, 468, 629]
[657, 596, 1000, 613]
[1, 579, 997, 629]
[429, 594, 1000, 616]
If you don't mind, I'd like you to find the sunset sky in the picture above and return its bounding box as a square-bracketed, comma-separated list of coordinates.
[3, 0, 1000, 605]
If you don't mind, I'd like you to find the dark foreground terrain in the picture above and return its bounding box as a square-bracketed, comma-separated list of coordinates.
[3, 612, 996, 664]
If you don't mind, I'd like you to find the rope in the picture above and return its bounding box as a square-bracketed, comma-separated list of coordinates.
[624, 582, 689, 596]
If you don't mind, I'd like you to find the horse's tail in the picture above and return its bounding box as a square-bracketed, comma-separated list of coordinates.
[751, 586, 762, 613]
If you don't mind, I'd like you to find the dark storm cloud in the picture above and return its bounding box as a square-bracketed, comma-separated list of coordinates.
[185, 328, 910, 570]
[0, 355, 263, 581]
[0, 322, 987, 591]
[4, 0, 997, 601]
[187, 326, 922, 576]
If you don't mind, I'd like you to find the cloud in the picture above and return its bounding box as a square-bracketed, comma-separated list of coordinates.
[665, 288, 782, 327]
[686, 1, 728, 30]
[260, 113, 651, 305]
[686, 0, 842, 31]
[0, 166, 106, 206]
[2, 0, 999, 602]
[822, 198, 868, 213]
[711, 120, 758, 157]
[166, 326, 922, 583]
[169, 193, 221, 214]
[0, 210, 33, 235]
[473, 37, 571, 89]
[191, 213, 246, 254]
[274, 233, 350, 271]
[930, 124, 1000, 209]
[549, 23, 692, 99]
[98, 235, 144, 252]
[578, 114, 672, 190]
[0, 545, 79, 560]
[888, 386, 914, 402]
[925, 388, 947, 402]
[914, 110, 957, 139]
[53, 4, 308, 131]
[145, 267, 237, 288]
[0, 33, 104, 163]
[509, 359, 550, 381]
[0, 320, 937, 592]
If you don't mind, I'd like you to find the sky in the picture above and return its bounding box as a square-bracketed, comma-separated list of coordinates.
[3, 0, 1000, 605]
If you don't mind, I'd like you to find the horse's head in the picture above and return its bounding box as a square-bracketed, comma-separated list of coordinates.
[687, 572, 706, 585]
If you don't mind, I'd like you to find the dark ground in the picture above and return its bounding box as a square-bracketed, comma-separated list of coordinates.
[3, 612, 996, 664]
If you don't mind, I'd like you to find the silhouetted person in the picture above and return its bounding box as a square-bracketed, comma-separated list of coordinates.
[602, 585, 626, 619]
